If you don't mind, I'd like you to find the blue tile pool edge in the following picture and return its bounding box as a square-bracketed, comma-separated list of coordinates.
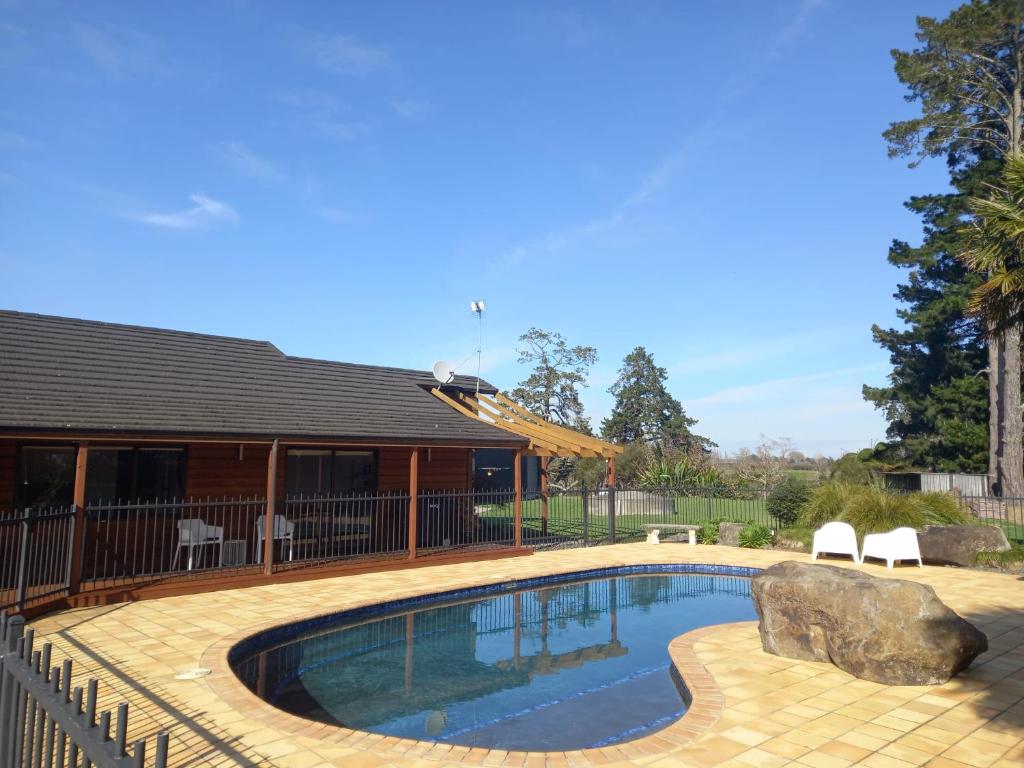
[227, 562, 762, 667]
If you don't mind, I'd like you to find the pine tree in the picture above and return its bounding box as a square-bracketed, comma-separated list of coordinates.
[864, 158, 992, 472]
[601, 347, 712, 452]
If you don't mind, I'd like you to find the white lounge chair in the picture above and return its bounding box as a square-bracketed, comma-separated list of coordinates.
[811, 521, 860, 563]
[860, 526, 923, 569]
[255, 514, 295, 564]
[171, 518, 224, 571]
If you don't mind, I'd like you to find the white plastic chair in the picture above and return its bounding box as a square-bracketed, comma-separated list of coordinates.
[171, 519, 224, 571]
[811, 522, 860, 563]
[860, 526, 923, 569]
[255, 514, 295, 564]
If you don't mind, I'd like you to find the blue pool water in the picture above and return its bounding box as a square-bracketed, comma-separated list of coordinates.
[231, 567, 757, 751]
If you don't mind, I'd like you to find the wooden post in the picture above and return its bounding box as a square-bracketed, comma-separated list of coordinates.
[540, 459, 548, 537]
[513, 448, 523, 549]
[408, 448, 419, 560]
[607, 456, 616, 488]
[68, 442, 89, 595]
[263, 439, 278, 576]
[404, 613, 415, 693]
[513, 591, 522, 670]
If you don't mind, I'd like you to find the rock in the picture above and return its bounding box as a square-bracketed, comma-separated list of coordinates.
[751, 561, 987, 685]
[718, 522, 744, 547]
[918, 525, 1010, 567]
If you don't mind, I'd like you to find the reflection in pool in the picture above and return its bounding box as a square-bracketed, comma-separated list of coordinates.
[231, 569, 756, 751]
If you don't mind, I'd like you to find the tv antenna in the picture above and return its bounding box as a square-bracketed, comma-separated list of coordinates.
[470, 300, 485, 393]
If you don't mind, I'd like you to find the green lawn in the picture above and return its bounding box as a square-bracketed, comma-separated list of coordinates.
[477, 493, 772, 543]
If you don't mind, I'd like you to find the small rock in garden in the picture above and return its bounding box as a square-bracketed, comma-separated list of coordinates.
[918, 525, 1010, 567]
[718, 522, 744, 547]
[751, 561, 987, 685]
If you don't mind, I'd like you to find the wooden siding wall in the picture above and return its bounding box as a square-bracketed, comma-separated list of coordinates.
[0, 439, 15, 514]
[185, 443, 473, 499]
[0, 440, 476, 510]
[378, 447, 472, 492]
[184, 443, 276, 499]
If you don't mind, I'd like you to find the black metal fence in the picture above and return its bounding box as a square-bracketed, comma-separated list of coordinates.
[954, 494, 1024, 543]
[83, 496, 267, 589]
[514, 486, 777, 550]
[279, 491, 411, 567]
[0, 611, 169, 767]
[417, 488, 517, 555]
[0, 509, 76, 613]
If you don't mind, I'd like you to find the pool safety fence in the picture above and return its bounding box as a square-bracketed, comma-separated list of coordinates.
[0, 610, 169, 768]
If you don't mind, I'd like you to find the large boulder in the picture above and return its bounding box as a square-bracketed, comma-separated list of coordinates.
[918, 525, 1010, 567]
[751, 561, 987, 685]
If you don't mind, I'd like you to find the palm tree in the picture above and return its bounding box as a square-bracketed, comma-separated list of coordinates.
[959, 152, 1024, 496]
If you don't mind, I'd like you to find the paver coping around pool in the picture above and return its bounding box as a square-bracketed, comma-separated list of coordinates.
[201, 564, 758, 765]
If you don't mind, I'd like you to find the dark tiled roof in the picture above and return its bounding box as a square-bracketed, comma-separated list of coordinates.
[0, 310, 525, 446]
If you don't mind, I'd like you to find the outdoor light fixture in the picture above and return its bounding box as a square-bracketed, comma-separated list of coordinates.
[470, 300, 486, 313]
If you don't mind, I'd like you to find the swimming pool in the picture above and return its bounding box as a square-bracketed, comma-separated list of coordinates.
[230, 565, 758, 751]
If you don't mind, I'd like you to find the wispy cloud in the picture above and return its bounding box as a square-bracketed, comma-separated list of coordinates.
[392, 98, 432, 120]
[125, 192, 238, 230]
[687, 364, 886, 408]
[669, 328, 848, 376]
[214, 142, 281, 180]
[305, 33, 392, 77]
[315, 118, 370, 141]
[74, 22, 164, 78]
[317, 206, 362, 224]
[493, 0, 828, 272]
[0, 130, 37, 152]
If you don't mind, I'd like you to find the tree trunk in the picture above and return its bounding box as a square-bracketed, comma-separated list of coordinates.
[989, 331, 1002, 494]
[1002, 324, 1024, 497]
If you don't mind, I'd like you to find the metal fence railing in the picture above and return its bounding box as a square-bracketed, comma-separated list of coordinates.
[83, 496, 267, 589]
[0, 610, 169, 767]
[279, 491, 411, 567]
[0, 508, 76, 613]
[417, 488, 517, 554]
[955, 494, 1024, 543]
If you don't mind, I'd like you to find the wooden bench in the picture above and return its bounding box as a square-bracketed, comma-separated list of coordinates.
[642, 523, 700, 545]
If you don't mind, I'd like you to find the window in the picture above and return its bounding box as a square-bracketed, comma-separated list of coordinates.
[286, 449, 377, 497]
[85, 447, 185, 504]
[18, 446, 76, 510]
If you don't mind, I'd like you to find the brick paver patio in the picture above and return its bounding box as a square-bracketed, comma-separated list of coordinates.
[28, 544, 1024, 768]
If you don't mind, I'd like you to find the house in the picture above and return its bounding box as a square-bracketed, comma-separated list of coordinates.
[0, 310, 619, 610]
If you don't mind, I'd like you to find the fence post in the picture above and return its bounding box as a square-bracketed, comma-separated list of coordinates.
[513, 449, 523, 549]
[608, 485, 616, 545]
[14, 514, 32, 613]
[407, 448, 419, 560]
[68, 443, 89, 595]
[706, 488, 713, 520]
[0, 613, 26, 763]
[582, 488, 589, 547]
[263, 439, 279, 576]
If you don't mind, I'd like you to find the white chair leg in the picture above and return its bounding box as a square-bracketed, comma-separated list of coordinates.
[288, 539, 293, 561]
[187, 545, 194, 571]
[886, 558, 894, 569]
[687, 530, 696, 546]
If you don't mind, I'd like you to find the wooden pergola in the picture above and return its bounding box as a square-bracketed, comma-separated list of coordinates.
[431, 388, 623, 538]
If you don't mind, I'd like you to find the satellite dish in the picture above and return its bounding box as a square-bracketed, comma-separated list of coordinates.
[432, 360, 456, 384]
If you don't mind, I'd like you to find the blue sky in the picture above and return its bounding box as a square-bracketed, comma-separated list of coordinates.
[0, 1, 962, 457]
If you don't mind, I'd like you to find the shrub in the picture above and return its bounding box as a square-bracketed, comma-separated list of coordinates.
[637, 458, 724, 489]
[767, 477, 812, 526]
[738, 524, 773, 549]
[829, 453, 873, 484]
[911, 492, 973, 525]
[840, 486, 924, 538]
[800, 482, 860, 528]
[697, 521, 719, 544]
